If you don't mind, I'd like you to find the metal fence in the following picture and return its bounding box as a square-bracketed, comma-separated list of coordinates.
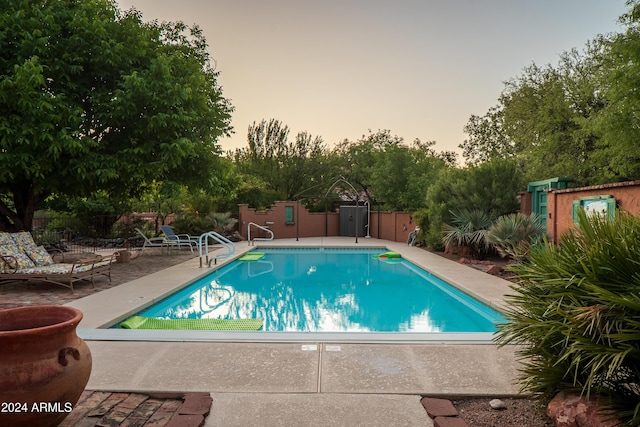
[31, 214, 162, 255]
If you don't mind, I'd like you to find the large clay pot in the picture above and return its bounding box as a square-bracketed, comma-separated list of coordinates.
[0, 305, 92, 427]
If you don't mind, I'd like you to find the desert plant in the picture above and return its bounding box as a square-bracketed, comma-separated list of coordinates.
[206, 212, 238, 235]
[495, 209, 640, 425]
[441, 209, 495, 258]
[487, 213, 546, 262]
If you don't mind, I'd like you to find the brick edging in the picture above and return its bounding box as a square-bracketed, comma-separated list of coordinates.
[420, 397, 471, 427]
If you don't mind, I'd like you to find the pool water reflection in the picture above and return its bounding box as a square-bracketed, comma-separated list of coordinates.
[132, 248, 505, 332]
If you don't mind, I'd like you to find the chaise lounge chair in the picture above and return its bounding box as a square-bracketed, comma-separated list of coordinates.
[135, 228, 174, 253]
[160, 225, 200, 253]
[0, 231, 116, 292]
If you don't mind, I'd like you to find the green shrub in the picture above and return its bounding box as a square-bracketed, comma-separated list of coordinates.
[171, 212, 238, 237]
[441, 209, 495, 258]
[44, 214, 81, 233]
[170, 215, 211, 236]
[112, 216, 147, 239]
[423, 203, 448, 250]
[411, 209, 429, 246]
[487, 213, 546, 262]
[495, 210, 640, 425]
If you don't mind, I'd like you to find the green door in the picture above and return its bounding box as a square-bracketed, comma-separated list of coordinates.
[530, 184, 548, 233]
[536, 190, 547, 230]
[527, 177, 572, 235]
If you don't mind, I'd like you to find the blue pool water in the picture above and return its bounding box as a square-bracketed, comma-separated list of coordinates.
[130, 248, 505, 332]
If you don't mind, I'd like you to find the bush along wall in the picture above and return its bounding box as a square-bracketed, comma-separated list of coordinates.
[496, 209, 640, 426]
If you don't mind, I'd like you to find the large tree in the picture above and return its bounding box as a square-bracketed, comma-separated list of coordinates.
[233, 119, 327, 201]
[424, 158, 525, 248]
[331, 130, 403, 202]
[458, 5, 640, 187]
[0, 0, 233, 230]
[460, 106, 514, 167]
[589, 1, 640, 182]
[369, 138, 454, 211]
[461, 57, 606, 186]
[332, 130, 456, 210]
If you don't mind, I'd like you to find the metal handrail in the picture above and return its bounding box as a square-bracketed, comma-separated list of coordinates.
[247, 222, 274, 246]
[198, 231, 236, 267]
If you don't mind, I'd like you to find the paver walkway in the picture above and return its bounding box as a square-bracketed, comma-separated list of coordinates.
[0, 249, 195, 310]
[60, 391, 212, 427]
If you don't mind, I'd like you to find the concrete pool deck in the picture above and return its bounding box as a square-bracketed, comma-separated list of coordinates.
[66, 237, 522, 426]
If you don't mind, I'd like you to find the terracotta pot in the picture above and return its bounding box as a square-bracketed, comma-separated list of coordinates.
[116, 250, 131, 263]
[0, 305, 92, 427]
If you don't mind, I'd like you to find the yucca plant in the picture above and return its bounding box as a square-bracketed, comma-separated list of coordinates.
[487, 212, 546, 262]
[442, 209, 494, 258]
[495, 209, 640, 426]
[206, 212, 238, 235]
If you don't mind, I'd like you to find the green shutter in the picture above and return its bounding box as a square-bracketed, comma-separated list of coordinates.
[285, 206, 294, 224]
[572, 200, 581, 225]
[607, 197, 616, 221]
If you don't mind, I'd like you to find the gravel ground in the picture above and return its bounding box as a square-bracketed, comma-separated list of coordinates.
[454, 397, 554, 427]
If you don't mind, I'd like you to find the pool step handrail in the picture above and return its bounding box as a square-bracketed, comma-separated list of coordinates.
[247, 222, 274, 246]
[198, 231, 236, 267]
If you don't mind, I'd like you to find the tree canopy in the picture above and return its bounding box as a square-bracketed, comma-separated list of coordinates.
[589, 1, 640, 181]
[232, 119, 328, 201]
[0, 0, 233, 230]
[230, 127, 457, 212]
[459, 45, 608, 186]
[329, 130, 456, 211]
[460, 2, 640, 186]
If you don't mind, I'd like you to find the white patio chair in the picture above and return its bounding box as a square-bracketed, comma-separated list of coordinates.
[135, 228, 175, 253]
[160, 225, 200, 253]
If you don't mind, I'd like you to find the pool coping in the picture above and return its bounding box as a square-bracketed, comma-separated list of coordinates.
[68, 237, 513, 344]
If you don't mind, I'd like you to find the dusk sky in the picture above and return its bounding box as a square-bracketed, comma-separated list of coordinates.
[115, 0, 627, 158]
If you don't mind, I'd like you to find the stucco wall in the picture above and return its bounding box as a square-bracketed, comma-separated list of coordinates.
[238, 202, 340, 240]
[548, 180, 640, 243]
[521, 180, 640, 243]
[368, 211, 415, 243]
[238, 202, 415, 243]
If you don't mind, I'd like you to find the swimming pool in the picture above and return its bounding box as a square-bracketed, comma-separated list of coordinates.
[124, 248, 505, 333]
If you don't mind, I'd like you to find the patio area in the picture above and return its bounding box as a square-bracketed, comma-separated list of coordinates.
[4, 238, 525, 426]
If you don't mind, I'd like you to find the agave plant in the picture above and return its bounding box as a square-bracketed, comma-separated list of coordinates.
[495, 209, 640, 426]
[487, 212, 546, 262]
[441, 209, 494, 258]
